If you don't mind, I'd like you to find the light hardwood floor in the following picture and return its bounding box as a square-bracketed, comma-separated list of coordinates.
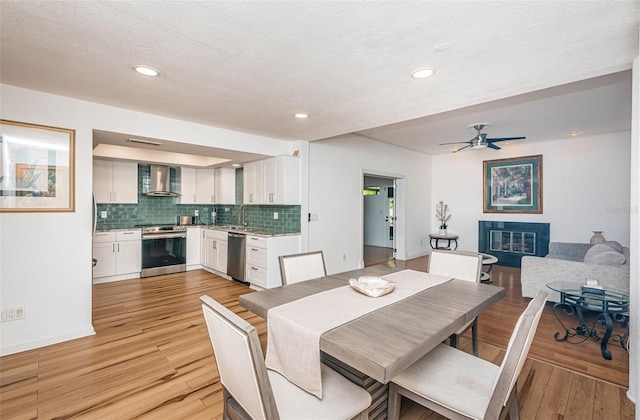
[0, 259, 634, 419]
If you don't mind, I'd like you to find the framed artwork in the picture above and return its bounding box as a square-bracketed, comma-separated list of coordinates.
[0, 120, 75, 212]
[483, 155, 542, 213]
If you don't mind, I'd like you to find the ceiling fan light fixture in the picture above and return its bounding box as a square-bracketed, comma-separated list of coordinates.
[133, 65, 160, 77]
[411, 67, 435, 79]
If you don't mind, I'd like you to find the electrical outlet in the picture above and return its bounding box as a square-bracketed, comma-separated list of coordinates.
[194, 210, 199, 217]
[1, 306, 25, 322]
[273, 212, 278, 220]
[100, 211, 107, 219]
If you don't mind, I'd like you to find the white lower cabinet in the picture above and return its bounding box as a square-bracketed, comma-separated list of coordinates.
[186, 227, 202, 270]
[92, 230, 141, 283]
[245, 234, 300, 289]
[203, 229, 228, 274]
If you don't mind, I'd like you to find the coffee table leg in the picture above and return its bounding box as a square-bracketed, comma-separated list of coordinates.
[599, 313, 613, 360]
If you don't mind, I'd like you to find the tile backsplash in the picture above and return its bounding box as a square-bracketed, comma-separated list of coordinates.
[95, 165, 301, 232]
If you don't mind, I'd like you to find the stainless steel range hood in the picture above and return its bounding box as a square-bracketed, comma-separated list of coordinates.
[146, 165, 180, 197]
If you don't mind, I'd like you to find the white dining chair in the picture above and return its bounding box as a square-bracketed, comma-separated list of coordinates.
[428, 250, 483, 356]
[388, 290, 547, 420]
[200, 295, 371, 420]
[278, 250, 327, 285]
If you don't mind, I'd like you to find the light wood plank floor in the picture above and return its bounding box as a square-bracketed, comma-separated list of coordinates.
[0, 260, 634, 419]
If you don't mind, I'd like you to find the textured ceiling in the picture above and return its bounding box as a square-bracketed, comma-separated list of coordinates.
[0, 1, 638, 157]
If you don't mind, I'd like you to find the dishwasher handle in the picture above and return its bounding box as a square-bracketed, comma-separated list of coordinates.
[228, 232, 246, 238]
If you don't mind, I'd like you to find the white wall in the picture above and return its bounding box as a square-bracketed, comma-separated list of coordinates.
[431, 131, 632, 252]
[628, 55, 638, 412]
[308, 135, 432, 274]
[0, 84, 294, 355]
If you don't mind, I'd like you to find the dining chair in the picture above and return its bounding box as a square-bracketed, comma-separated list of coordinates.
[200, 295, 371, 420]
[387, 290, 547, 420]
[278, 250, 327, 285]
[428, 250, 483, 355]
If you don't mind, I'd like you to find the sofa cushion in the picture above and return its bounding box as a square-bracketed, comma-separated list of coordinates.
[604, 241, 624, 253]
[584, 244, 626, 265]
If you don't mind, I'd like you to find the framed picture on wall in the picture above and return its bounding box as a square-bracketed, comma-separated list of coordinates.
[483, 155, 542, 213]
[0, 120, 76, 212]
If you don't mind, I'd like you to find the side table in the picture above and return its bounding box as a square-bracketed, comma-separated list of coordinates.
[479, 253, 498, 283]
[428, 233, 458, 250]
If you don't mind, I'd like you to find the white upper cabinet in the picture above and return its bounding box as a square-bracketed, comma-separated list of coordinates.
[93, 159, 138, 204]
[214, 167, 236, 204]
[179, 167, 215, 204]
[264, 155, 300, 204]
[196, 169, 215, 204]
[243, 160, 264, 204]
[243, 155, 300, 205]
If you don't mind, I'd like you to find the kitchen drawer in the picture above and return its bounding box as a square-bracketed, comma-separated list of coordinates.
[93, 231, 116, 243]
[246, 235, 267, 248]
[116, 230, 141, 241]
[246, 264, 267, 288]
[204, 229, 228, 241]
[246, 245, 267, 267]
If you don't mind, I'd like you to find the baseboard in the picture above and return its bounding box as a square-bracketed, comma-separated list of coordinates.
[0, 327, 96, 357]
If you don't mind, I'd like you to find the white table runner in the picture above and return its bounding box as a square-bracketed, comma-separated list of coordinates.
[265, 269, 452, 398]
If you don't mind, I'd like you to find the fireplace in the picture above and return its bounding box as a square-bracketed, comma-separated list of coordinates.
[478, 221, 550, 268]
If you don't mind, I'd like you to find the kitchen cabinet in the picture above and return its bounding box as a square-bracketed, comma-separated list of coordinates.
[243, 160, 264, 204]
[214, 167, 236, 204]
[179, 167, 215, 204]
[203, 229, 228, 274]
[243, 155, 300, 205]
[92, 229, 141, 283]
[93, 160, 138, 204]
[245, 234, 301, 289]
[186, 227, 202, 270]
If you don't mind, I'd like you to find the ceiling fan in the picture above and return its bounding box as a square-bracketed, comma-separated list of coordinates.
[440, 123, 526, 152]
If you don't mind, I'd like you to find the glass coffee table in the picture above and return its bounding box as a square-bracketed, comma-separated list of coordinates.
[546, 281, 629, 360]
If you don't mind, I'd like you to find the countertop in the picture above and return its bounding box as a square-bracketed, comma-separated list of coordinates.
[196, 224, 300, 237]
[96, 225, 300, 238]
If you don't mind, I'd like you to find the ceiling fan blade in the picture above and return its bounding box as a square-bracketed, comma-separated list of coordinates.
[453, 144, 472, 153]
[486, 136, 526, 143]
[439, 141, 472, 145]
[487, 143, 502, 150]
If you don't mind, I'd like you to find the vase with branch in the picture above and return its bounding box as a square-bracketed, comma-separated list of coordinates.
[436, 201, 451, 235]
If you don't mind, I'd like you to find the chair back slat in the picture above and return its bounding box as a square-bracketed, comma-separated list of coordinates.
[279, 251, 327, 285]
[200, 295, 279, 420]
[486, 291, 548, 418]
[427, 250, 482, 283]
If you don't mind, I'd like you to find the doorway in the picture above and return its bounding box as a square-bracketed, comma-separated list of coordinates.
[363, 175, 396, 266]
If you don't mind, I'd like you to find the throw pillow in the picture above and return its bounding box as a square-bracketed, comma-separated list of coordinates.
[584, 244, 626, 265]
[604, 240, 624, 253]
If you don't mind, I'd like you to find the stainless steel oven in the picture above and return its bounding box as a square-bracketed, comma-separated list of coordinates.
[140, 225, 187, 277]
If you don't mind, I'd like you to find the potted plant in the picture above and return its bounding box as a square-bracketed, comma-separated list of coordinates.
[436, 201, 451, 236]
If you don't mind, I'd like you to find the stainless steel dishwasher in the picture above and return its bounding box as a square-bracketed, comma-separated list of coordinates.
[227, 232, 246, 283]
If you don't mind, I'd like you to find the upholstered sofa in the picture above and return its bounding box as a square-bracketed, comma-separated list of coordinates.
[521, 241, 630, 302]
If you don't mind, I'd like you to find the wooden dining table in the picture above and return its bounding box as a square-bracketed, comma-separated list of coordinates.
[239, 264, 506, 419]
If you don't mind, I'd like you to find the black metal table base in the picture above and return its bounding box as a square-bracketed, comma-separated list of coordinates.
[552, 302, 628, 360]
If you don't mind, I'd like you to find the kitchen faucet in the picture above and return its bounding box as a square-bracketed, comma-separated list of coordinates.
[238, 204, 247, 226]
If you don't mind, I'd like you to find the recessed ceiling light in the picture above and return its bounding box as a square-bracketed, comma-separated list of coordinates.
[294, 113, 309, 119]
[133, 65, 160, 77]
[570, 131, 581, 137]
[411, 67, 435, 79]
[231, 163, 241, 167]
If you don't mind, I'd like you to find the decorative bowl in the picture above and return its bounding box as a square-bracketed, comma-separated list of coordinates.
[349, 276, 395, 298]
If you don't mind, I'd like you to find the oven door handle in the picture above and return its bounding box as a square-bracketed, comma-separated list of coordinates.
[142, 233, 187, 240]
